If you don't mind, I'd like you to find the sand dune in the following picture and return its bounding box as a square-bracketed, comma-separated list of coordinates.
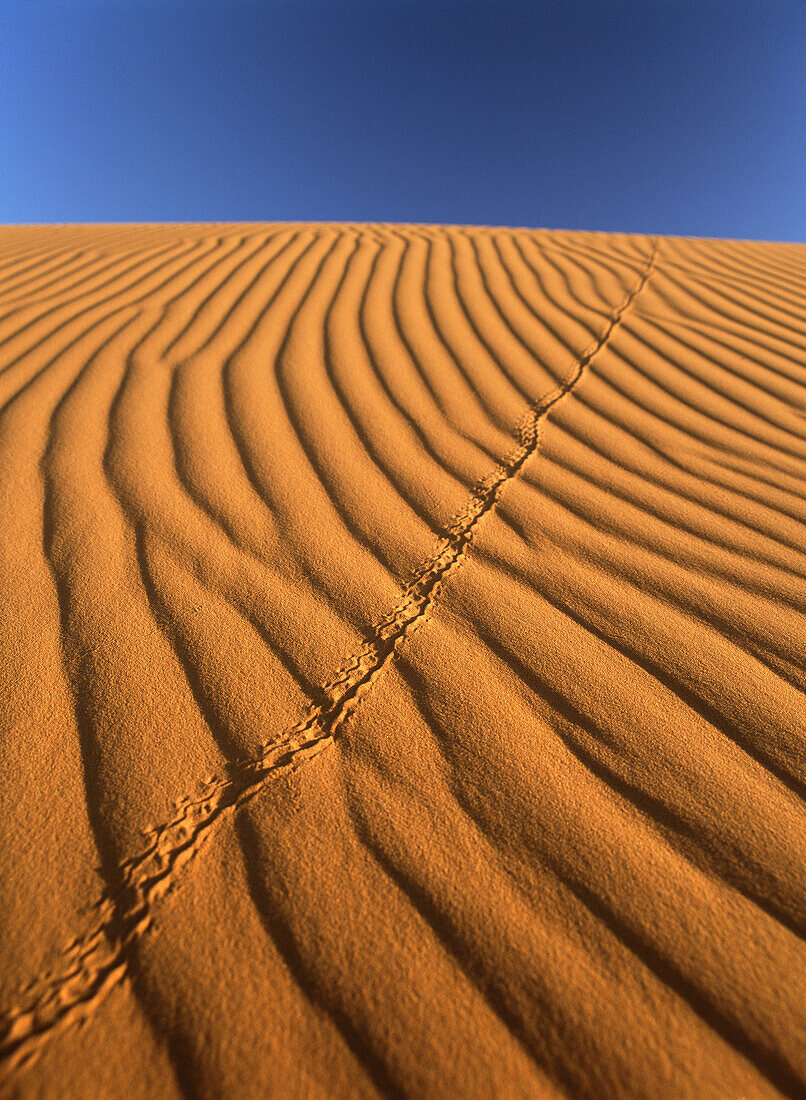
[0, 221, 804, 1098]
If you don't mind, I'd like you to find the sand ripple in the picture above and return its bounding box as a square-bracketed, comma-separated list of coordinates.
[0, 223, 804, 1098]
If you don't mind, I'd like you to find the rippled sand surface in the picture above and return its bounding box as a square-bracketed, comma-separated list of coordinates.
[1, 222, 805, 1098]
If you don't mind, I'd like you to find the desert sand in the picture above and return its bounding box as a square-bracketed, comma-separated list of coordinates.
[0, 221, 804, 1098]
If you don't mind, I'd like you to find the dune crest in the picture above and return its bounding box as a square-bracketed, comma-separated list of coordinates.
[0, 223, 804, 1098]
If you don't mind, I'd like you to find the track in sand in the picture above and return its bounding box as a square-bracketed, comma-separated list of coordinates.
[0, 222, 805, 1098]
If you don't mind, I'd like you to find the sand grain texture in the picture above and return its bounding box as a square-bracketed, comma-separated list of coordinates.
[0, 222, 804, 1098]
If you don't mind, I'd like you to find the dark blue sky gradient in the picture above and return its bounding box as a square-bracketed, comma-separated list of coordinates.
[1, 0, 804, 239]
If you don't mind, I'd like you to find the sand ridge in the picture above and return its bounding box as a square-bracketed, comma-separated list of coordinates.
[0, 223, 804, 1098]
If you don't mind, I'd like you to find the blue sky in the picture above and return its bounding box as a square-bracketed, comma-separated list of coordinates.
[1, 0, 804, 239]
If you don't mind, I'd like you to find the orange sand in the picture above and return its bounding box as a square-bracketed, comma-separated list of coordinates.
[0, 222, 804, 1098]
